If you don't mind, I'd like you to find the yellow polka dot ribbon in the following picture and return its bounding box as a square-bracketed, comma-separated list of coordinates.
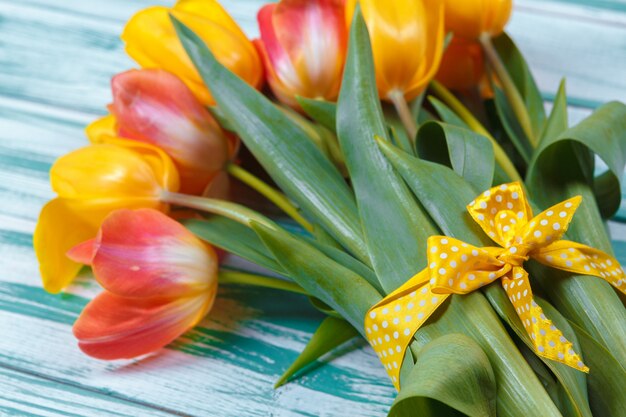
[365, 181, 626, 389]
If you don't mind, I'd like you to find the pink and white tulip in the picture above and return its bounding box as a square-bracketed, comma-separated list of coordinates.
[110, 69, 235, 195]
[256, 0, 347, 108]
[68, 208, 218, 360]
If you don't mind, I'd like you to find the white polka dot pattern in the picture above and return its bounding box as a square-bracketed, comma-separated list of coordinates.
[364, 181, 625, 389]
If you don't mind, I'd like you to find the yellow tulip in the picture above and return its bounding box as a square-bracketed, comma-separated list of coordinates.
[442, 0, 512, 40]
[345, 0, 445, 101]
[122, 0, 263, 105]
[34, 140, 179, 293]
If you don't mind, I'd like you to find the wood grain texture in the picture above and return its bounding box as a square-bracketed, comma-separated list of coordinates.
[0, 0, 625, 416]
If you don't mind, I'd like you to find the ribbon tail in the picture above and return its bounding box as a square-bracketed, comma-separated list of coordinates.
[533, 240, 626, 293]
[365, 269, 450, 389]
[502, 267, 589, 372]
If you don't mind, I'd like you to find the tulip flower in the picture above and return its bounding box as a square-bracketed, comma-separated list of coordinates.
[109, 69, 232, 195]
[256, 0, 347, 108]
[345, 0, 445, 102]
[442, 0, 512, 40]
[122, 0, 263, 105]
[34, 141, 179, 293]
[435, 36, 485, 91]
[68, 209, 218, 360]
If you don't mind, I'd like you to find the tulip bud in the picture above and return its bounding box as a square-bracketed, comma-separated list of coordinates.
[122, 0, 263, 105]
[345, 0, 445, 101]
[110, 69, 230, 195]
[256, 0, 347, 108]
[68, 209, 218, 360]
[442, 0, 512, 40]
[435, 36, 485, 91]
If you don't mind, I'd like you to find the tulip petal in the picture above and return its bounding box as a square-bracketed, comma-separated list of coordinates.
[73, 288, 216, 360]
[90, 209, 218, 298]
[111, 69, 229, 195]
[51, 142, 178, 202]
[66, 238, 97, 265]
[34, 199, 98, 293]
[85, 114, 118, 144]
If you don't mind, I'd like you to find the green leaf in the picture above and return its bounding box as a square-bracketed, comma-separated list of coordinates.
[539, 79, 568, 145]
[252, 220, 381, 331]
[274, 317, 358, 388]
[183, 217, 284, 274]
[526, 102, 626, 361]
[218, 269, 307, 295]
[415, 121, 495, 192]
[390, 334, 496, 417]
[296, 96, 337, 132]
[305, 238, 383, 294]
[336, 8, 437, 292]
[429, 96, 468, 128]
[567, 320, 626, 417]
[493, 32, 547, 139]
[171, 16, 369, 263]
[492, 85, 533, 163]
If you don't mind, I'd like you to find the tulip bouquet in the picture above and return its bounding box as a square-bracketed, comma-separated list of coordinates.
[34, 0, 626, 416]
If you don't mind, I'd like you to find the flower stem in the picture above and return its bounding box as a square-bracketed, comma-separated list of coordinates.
[219, 269, 308, 295]
[429, 80, 523, 183]
[479, 33, 536, 146]
[226, 164, 313, 232]
[161, 191, 275, 229]
[389, 90, 418, 141]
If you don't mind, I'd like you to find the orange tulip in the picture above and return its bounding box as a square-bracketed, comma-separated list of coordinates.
[122, 0, 263, 105]
[442, 0, 512, 40]
[34, 141, 179, 293]
[256, 0, 347, 108]
[345, 0, 445, 101]
[435, 36, 485, 91]
[109, 69, 232, 195]
[68, 209, 218, 359]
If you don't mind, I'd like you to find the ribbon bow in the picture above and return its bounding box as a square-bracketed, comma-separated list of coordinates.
[365, 182, 625, 389]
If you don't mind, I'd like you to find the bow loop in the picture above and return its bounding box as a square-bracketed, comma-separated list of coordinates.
[521, 196, 582, 252]
[467, 182, 531, 248]
[427, 236, 509, 294]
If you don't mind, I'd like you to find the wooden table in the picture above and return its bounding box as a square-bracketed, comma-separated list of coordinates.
[1, 0, 625, 415]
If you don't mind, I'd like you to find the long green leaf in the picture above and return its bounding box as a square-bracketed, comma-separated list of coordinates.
[171, 16, 368, 263]
[493, 32, 546, 139]
[336, 8, 435, 292]
[492, 85, 533, 163]
[526, 102, 626, 361]
[390, 334, 496, 417]
[252, 221, 381, 331]
[539, 79, 568, 145]
[568, 320, 626, 417]
[415, 121, 495, 192]
[274, 317, 358, 388]
[296, 96, 337, 132]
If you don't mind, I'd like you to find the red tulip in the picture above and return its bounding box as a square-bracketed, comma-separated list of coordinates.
[68, 209, 218, 360]
[110, 69, 233, 195]
[256, 0, 347, 108]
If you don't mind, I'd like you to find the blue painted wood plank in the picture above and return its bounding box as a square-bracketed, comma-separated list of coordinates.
[0, 366, 176, 417]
